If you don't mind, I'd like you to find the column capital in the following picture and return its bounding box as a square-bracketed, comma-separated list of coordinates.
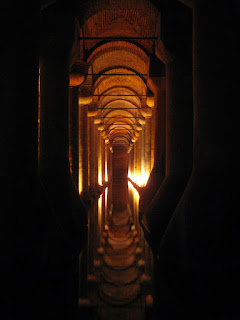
[78, 86, 94, 105]
[147, 54, 166, 92]
[140, 104, 152, 118]
[147, 77, 166, 93]
[70, 62, 88, 87]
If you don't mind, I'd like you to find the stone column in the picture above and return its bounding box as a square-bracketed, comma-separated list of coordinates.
[144, 118, 152, 177]
[39, 8, 87, 253]
[79, 104, 89, 198]
[1, 2, 47, 317]
[138, 6, 193, 319]
[89, 118, 96, 196]
[69, 87, 79, 190]
[95, 124, 100, 192]
[139, 77, 166, 217]
[101, 138, 106, 232]
[133, 140, 140, 233]
[156, 1, 238, 318]
[142, 10, 193, 254]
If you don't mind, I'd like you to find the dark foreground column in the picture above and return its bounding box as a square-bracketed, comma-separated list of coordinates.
[155, 1, 239, 319]
[39, 5, 87, 319]
[142, 56, 193, 254]
[1, 2, 51, 318]
[139, 73, 166, 217]
[69, 87, 80, 190]
[40, 4, 87, 250]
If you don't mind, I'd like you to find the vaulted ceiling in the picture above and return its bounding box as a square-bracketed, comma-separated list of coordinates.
[40, 0, 163, 150]
[77, 0, 160, 150]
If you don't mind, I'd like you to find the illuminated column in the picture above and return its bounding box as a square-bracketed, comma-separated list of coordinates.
[87, 103, 98, 198]
[144, 118, 152, 177]
[94, 124, 100, 191]
[98, 130, 103, 186]
[79, 104, 89, 197]
[69, 87, 79, 190]
[101, 138, 106, 232]
[89, 118, 96, 196]
[134, 140, 140, 230]
[140, 127, 145, 183]
[128, 148, 135, 214]
[78, 88, 93, 198]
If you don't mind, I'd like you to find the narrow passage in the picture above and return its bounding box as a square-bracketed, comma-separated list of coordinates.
[95, 146, 151, 320]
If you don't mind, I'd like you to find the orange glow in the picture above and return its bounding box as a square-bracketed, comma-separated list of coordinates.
[98, 136, 103, 185]
[98, 194, 103, 230]
[128, 169, 149, 188]
[79, 174, 83, 194]
[105, 149, 108, 182]
[98, 168, 103, 186]
[128, 180, 140, 201]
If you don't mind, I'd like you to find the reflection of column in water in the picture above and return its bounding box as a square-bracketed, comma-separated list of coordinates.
[98, 195, 103, 245]
[105, 187, 108, 228]
[133, 186, 140, 236]
[88, 204, 95, 274]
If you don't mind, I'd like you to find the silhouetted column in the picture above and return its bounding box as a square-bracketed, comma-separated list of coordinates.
[139, 78, 166, 217]
[39, 8, 87, 253]
[1, 2, 47, 317]
[141, 6, 193, 253]
[156, 1, 238, 318]
[69, 87, 79, 190]
[142, 58, 193, 252]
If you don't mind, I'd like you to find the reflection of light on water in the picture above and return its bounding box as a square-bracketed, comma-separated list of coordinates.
[128, 169, 149, 221]
[128, 169, 149, 188]
[79, 173, 83, 194]
[105, 151, 108, 182]
[105, 187, 108, 213]
[98, 168, 102, 186]
[128, 180, 139, 201]
[98, 194, 103, 230]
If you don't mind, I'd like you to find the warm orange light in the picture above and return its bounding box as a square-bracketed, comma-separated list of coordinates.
[79, 174, 83, 194]
[128, 179, 140, 201]
[98, 169, 102, 186]
[98, 194, 103, 229]
[105, 157, 108, 182]
[128, 169, 149, 188]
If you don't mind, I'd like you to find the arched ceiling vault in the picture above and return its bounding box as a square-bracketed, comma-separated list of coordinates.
[77, 0, 160, 150]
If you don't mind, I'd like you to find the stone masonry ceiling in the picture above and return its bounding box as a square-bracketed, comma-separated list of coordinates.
[77, 0, 160, 150]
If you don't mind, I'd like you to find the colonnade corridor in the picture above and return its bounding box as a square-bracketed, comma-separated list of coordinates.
[78, 146, 152, 320]
[2, 1, 239, 320]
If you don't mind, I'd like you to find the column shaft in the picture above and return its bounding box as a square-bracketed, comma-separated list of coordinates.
[144, 118, 152, 176]
[39, 9, 87, 254]
[79, 104, 89, 196]
[1, 3, 45, 317]
[142, 6, 193, 250]
[40, 56, 70, 172]
[155, 1, 238, 318]
[69, 87, 79, 190]
[139, 87, 166, 214]
[89, 118, 96, 196]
